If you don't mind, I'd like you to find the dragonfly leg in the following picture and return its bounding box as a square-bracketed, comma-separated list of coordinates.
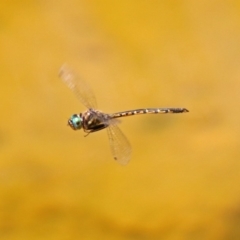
[83, 124, 109, 137]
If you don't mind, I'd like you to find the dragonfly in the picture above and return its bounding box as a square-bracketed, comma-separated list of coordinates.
[59, 64, 189, 165]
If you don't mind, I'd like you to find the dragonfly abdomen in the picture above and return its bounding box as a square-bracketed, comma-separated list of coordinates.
[111, 108, 189, 118]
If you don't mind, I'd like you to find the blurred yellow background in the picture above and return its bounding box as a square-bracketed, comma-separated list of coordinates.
[1, 1, 240, 239]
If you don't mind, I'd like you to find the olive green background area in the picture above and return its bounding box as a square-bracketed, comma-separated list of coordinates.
[1, 1, 240, 239]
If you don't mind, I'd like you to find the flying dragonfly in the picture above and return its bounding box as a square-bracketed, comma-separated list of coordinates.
[59, 65, 189, 165]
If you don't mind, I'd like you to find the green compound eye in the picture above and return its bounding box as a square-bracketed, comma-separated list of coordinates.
[68, 114, 83, 130]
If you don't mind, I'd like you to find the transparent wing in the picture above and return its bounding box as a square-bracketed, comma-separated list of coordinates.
[59, 64, 97, 109]
[106, 122, 132, 165]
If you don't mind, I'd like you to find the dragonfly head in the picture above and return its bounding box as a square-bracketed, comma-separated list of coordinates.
[68, 114, 83, 130]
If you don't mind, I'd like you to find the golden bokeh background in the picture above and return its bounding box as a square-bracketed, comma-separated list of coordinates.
[1, 1, 240, 239]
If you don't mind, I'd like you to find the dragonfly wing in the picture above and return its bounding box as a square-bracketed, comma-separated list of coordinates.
[106, 122, 132, 165]
[59, 64, 97, 109]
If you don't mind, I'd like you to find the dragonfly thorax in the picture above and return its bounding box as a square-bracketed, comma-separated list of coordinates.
[68, 114, 83, 130]
[81, 109, 110, 133]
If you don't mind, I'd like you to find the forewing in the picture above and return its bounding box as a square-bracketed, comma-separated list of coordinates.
[59, 64, 97, 109]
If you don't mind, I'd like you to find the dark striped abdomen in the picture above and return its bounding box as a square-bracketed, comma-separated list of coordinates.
[110, 108, 189, 118]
